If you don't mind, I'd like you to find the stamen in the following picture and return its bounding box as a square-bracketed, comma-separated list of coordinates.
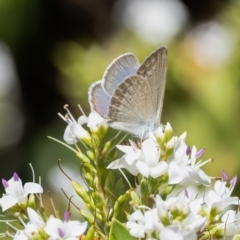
[63, 105, 77, 123]
[186, 146, 191, 156]
[196, 148, 205, 158]
[6, 221, 20, 232]
[78, 104, 86, 116]
[58, 228, 64, 238]
[4, 231, 15, 238]
[58, 113, 68, 122]
[2, 179, 8, 188]
[13, 173, 19, 181]
[222, 170, 228, 181]
[15, 213, 26, 227]
[64, 210, 70, 222]
[184, 188, 189, 198]
[130, 140, 139, 151]
[230, 176, 237, 186]
[29, 163, 35, 183]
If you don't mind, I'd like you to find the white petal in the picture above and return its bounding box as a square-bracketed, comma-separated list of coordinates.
[116, 145, 135, 155]
[78, 115, 88, 125]
[125, 152, 140, 165]
[24, 182, 43, 194]
[69, 122, 88, 139]
[0, 195, 18, 211]
[195, 169, 211, 186]
[182, 228, 197, 240]
[87, 112, 103, 127]
[141, 140, 160, 167]
[45, 216, 63, 238]
[174, 140, 188, 159]
[6, 177, 24, 196]
[128, 223, 145, 238]
[67, 221, 87, 236]
[149, 161, 168, 178]
[63, 124, 77, 144]
[27, 208, 45, 229]
[179, 131, 187, 140]
[13, 230, 28, 240]
[136, 161, 150, 178]
[107, 158, 139, 176]
[160, 225, 183, 240]
[24, 223, 39, 238]
[144, 211, 154, 233]
[168, 162, 186, 184]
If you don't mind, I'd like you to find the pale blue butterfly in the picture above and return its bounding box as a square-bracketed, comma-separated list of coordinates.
[88, 46, 168, 137]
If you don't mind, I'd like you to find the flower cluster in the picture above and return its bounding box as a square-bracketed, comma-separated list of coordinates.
[0, 173, 87, 240]
[0, 106, 239, 240]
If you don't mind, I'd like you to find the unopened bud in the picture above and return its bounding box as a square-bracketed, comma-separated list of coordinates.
[27, 194, 36, 209]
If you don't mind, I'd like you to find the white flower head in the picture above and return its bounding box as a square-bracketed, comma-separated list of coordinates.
[0, 173, 43, 211]
[13, 230, 28, 240]
[59, 105, 91, 146]
[155, 194, 206, 240]
[168, 142, 211, 186]
[44, 211, 87, 240]
[126, 209, 155, 238]
[108, 134, 168, 178]
[208, 176, 239, 213]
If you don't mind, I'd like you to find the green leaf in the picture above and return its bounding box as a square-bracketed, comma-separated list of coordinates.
[109, 218, 135, 240]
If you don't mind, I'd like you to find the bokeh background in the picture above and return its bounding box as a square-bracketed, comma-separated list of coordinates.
[1, 0, 240, 234]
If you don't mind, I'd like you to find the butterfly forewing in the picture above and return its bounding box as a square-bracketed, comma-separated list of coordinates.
[137, 46, 167, 124]
[102, 53, 140, 96]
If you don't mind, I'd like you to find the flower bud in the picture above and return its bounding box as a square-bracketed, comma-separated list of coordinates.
[164, 122, 173, 142]
[102, 141, 112, 155]
[140, 179, 149, 203]
[113, 191, 130, 218]
[27, 194, 36, 209]
[85, 225, 95, 240]
[130, 191, 141, 206]
[77, 152, 91, 164]
[71, 180, 94, 210]
[86, 150, 95, 161]
[92, 192, 104, 209]
[80, 210, 94, 224]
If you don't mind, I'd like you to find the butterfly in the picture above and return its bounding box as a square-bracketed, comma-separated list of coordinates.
[88, 46, 167, 137]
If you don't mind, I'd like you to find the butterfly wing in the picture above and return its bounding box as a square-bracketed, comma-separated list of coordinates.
[88, 80, 111, 118]
[102, 53, 140, 96]
[137, 46, 168, 125]
[107, 75, 156, 136]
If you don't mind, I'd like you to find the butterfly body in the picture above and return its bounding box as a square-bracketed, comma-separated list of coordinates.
[88, 46, 168, 137]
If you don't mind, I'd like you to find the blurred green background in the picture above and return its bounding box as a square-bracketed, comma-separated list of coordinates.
[1, 0, 240, 236]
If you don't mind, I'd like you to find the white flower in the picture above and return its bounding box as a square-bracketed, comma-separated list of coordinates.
[0, 173, 43, 211]
[168, 141, 211, 186]
[160, 225, 197, 240]
[44, 212, 87, 240]
[154, 194, 206, 239]
[108, 134, 168, 178]
[208, 177, 239, 213]
[63, 115, 91, 145]
[13, 231, 28, 240]
[87, 111, 108, 130]
[24, 208, 45, 239]
[126, 210, 154, 238]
